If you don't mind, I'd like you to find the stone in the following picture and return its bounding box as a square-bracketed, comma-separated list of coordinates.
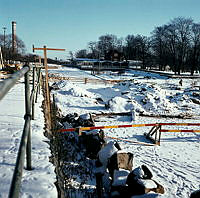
[79, 130, 105, 159]
[190, 189, 200, 198]
[107, 151, 133, 177]
[126, 166, 164, 196]
[97, 141, 120, 169]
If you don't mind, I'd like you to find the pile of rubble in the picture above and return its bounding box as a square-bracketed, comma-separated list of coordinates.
[57, 113, 165, 197]
[96, 141, 164, 197]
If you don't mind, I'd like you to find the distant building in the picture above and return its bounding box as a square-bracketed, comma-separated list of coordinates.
[105, 49, 125, 62]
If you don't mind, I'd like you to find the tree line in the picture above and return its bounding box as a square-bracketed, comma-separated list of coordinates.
[0, 34, 27, 61]
[74, 17, 200, 75]
[0, 34, 61, 64]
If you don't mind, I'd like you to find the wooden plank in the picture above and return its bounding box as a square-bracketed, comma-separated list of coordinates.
[33, 47, 65, 51]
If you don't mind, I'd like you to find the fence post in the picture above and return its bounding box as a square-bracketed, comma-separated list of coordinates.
[158, 124, 162, 146]
[25, 67, 32, 170]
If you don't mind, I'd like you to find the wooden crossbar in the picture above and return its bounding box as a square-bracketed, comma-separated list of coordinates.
[105, 136, 155, 146]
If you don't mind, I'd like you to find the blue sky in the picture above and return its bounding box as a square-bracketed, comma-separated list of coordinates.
[1, 0, 200, 59]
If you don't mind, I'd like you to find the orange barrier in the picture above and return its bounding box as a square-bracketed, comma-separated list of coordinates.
[58, 123, 200, 133]
[159, 123, 200, 126]
[58, 122, 200, 146]
[160, 129, 200, 133]
[58, 123, 157, 132]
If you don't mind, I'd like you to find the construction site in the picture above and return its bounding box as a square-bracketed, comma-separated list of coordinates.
[0, 16, 200, 198]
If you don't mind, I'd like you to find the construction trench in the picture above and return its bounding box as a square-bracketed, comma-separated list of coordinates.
[41, 76, 167, 198]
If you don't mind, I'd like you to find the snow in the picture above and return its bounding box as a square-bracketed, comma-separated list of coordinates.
[0, 80, 57, 197]
[112, 169, 130, 186]
[137, 179, 157, 189]
[97, 141, 119, 169]
[50, 66, 200, 197]
[1, 65, 200, 197]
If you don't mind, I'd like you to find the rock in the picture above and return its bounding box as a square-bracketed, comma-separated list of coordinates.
[76, 113, 95, 127]
[110, 185, 129, 198]
[126, 165, 164, 196]
[96, 97, 104, 103]
[112, 169, 130, 187]
[61, 113, 78, 124]
[97, 141, 120, 170]
[107, 151, 133, 177]
[191, 98, 200, 105]
[190, 189, 200, 198]
[131, 165, 153, 179]
[79, 130, 106, 159]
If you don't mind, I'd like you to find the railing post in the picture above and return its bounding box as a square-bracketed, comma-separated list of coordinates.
[31, 66, 36, 120]
[35, 68, 41, 103]
[24, 66, 32, 170]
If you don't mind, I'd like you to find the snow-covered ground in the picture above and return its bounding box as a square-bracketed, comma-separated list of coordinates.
[49, 66, 200, 197]
[0, 65, 200, 197]
[0, 79, 57, 198]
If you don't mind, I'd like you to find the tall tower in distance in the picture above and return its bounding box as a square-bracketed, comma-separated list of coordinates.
[12, 21, 17, 53]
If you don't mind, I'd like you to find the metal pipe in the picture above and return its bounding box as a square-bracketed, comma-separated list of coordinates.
[24, 69, 32, 170]
[31, 67, 36, 120]
[35, 68, 41, 103]
[8, 117, 31, 198]
[0, 65, 29, 101]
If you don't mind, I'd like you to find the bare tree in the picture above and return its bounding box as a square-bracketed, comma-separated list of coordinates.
[75, 49, 88, 58]
[97, 34, 119, 58]
[0, 34, 26, 60]
[151, 25, 169, 70]
[87, 41, 99, 59]
[189, 23, 200, 75]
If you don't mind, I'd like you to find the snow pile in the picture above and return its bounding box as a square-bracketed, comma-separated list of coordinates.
[107, 96, 133, 113]
[108, 80, 200, 116]
[67, 87, 94, 97]
[52, 80, 96, 98]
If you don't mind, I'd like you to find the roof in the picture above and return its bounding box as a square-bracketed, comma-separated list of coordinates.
[74, 58, 99, 62]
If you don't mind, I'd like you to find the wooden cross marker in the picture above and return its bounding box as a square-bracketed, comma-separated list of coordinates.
[32, 45, 65, 130]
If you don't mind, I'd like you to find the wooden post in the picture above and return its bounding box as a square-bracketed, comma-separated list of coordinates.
[32, 45, 65, 131]
[144, 124, 160, 145]
[39, 56, 42, 65]
[43, 46, 51, 125]
[158, 124, 162, 146]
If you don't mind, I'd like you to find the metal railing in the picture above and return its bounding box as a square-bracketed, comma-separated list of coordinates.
[0, 64, 42, 198]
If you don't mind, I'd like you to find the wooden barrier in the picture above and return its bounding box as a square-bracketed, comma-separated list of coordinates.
[48, 75, 124, 84]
